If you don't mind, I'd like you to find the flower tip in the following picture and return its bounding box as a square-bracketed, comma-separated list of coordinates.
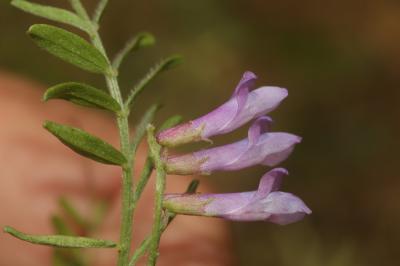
[274, 86, 289, 101]
[294, 135, 302, 144]
[243, 71, 257, 80]
[303, 204, 312, 215]
[255, 86, 288, 107]
[272, 167, 289, 176]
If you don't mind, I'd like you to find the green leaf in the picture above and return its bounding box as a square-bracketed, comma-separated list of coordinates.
[112, 32, 155, 70]
[92, 0, 109, 24]
[68, 0, 90, 20]
[51, 215, 74, 236]
[28, 24, 109, 74]
[3, 226, 117, 248]
[44, 82, 121, 113]
[125, 55, 183, 108]
[43, 121, 126, 165]
[158, 115, 183, 132]
[53, 251, 85, 266]
[11, 0, 91, 33]
[51, 216, 87, 266]
[58, 197, 90, 231]
[185, 179, 200, 194]
[130, 104, 159, 154]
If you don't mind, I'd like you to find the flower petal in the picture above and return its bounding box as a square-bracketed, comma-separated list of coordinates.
[157, 72, 288, 147]
[255, 168, 287, 198]
[229, 86, 287, 130]
[260, 191, 312, 225]
[248, 116, 273, 146]
[260, 133, 302, 167]
[232, 71, 257, 97]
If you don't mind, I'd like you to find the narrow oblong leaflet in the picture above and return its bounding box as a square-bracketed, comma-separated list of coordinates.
[28, 24, 109, 74]
[43, 82, 121, 113]
[43, 121, 126, 166]
[4, 226, 117, 248]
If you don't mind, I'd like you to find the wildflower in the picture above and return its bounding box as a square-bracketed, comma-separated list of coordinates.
[157, 71, 288, 147]
[164, 116, 301, 175]
[163, 168, 311, 224]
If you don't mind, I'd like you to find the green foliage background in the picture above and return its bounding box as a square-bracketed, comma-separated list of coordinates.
[1, 0, 399, 265]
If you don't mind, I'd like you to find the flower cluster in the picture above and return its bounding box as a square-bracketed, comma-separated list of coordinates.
[157, 71, 311, 224]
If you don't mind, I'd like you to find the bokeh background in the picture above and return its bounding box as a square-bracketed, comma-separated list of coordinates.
[1, 0, 400, 265]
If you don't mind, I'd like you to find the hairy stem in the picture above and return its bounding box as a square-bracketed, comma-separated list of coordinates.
[129, 180, 199, 266]
[86, 12, 134, 266]
[146, 125, 166, 266]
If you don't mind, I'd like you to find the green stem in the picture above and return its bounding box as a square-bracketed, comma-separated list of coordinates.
[69, 0, 90, 20]
[85, 12, 134, 266]
[132, 157, 153, 206]
[146, 125, 166, 266]
[92, 0, 109, 24]
[128, 180, 199, 266]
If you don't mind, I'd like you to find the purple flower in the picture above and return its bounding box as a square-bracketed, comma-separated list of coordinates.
[164, 116, 301, 175]
[157, 71, 288, 147]
[163, 168, 311, 224]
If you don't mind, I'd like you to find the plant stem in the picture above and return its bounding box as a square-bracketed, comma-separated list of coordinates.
[87, 17, 134, 266]
[92, 0, 109, 24]
[128, 211, 171, 266]
[146, 125, 166, 266]
[128, 180, 199, 266]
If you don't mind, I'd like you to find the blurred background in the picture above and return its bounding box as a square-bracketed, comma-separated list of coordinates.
[1, 0, 399, 265]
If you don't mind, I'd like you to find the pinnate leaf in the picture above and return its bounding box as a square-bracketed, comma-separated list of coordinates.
[130, 104, 159, 153]
[158, 115, 183, 132]
[4, 226, 117, 248]
[44, 121, 126, 165]
[11, 0, 91, 33]
[44, 82, 121, 113]
[125, 55, 183, 107]
[28, 24, 109, 74]
[112, 32, 155, 69]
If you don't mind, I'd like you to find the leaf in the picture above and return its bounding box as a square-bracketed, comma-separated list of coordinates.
[130, 104, 159, 153]
[53, 251, 85, 266]
[51, 215, 74, 236]
[44, 82, 121, 113]
[11, 0, 91, 33]
[68, 0, 89, 20]
[28, 24, 109, 74]
[112, 32, 155, 69]
[92, 0, 109, 24]
[43, 121, 126, 165]
[158, 115, 183, 132]
[125, 55, 183, 107]
[3, 226, 117, 248]
[185, 179, 200, 194]
[51, 216, 86, 266]
[58, 197, 90, 231]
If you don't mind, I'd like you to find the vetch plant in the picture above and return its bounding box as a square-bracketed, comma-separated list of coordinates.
[4, 1, 311, 265]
